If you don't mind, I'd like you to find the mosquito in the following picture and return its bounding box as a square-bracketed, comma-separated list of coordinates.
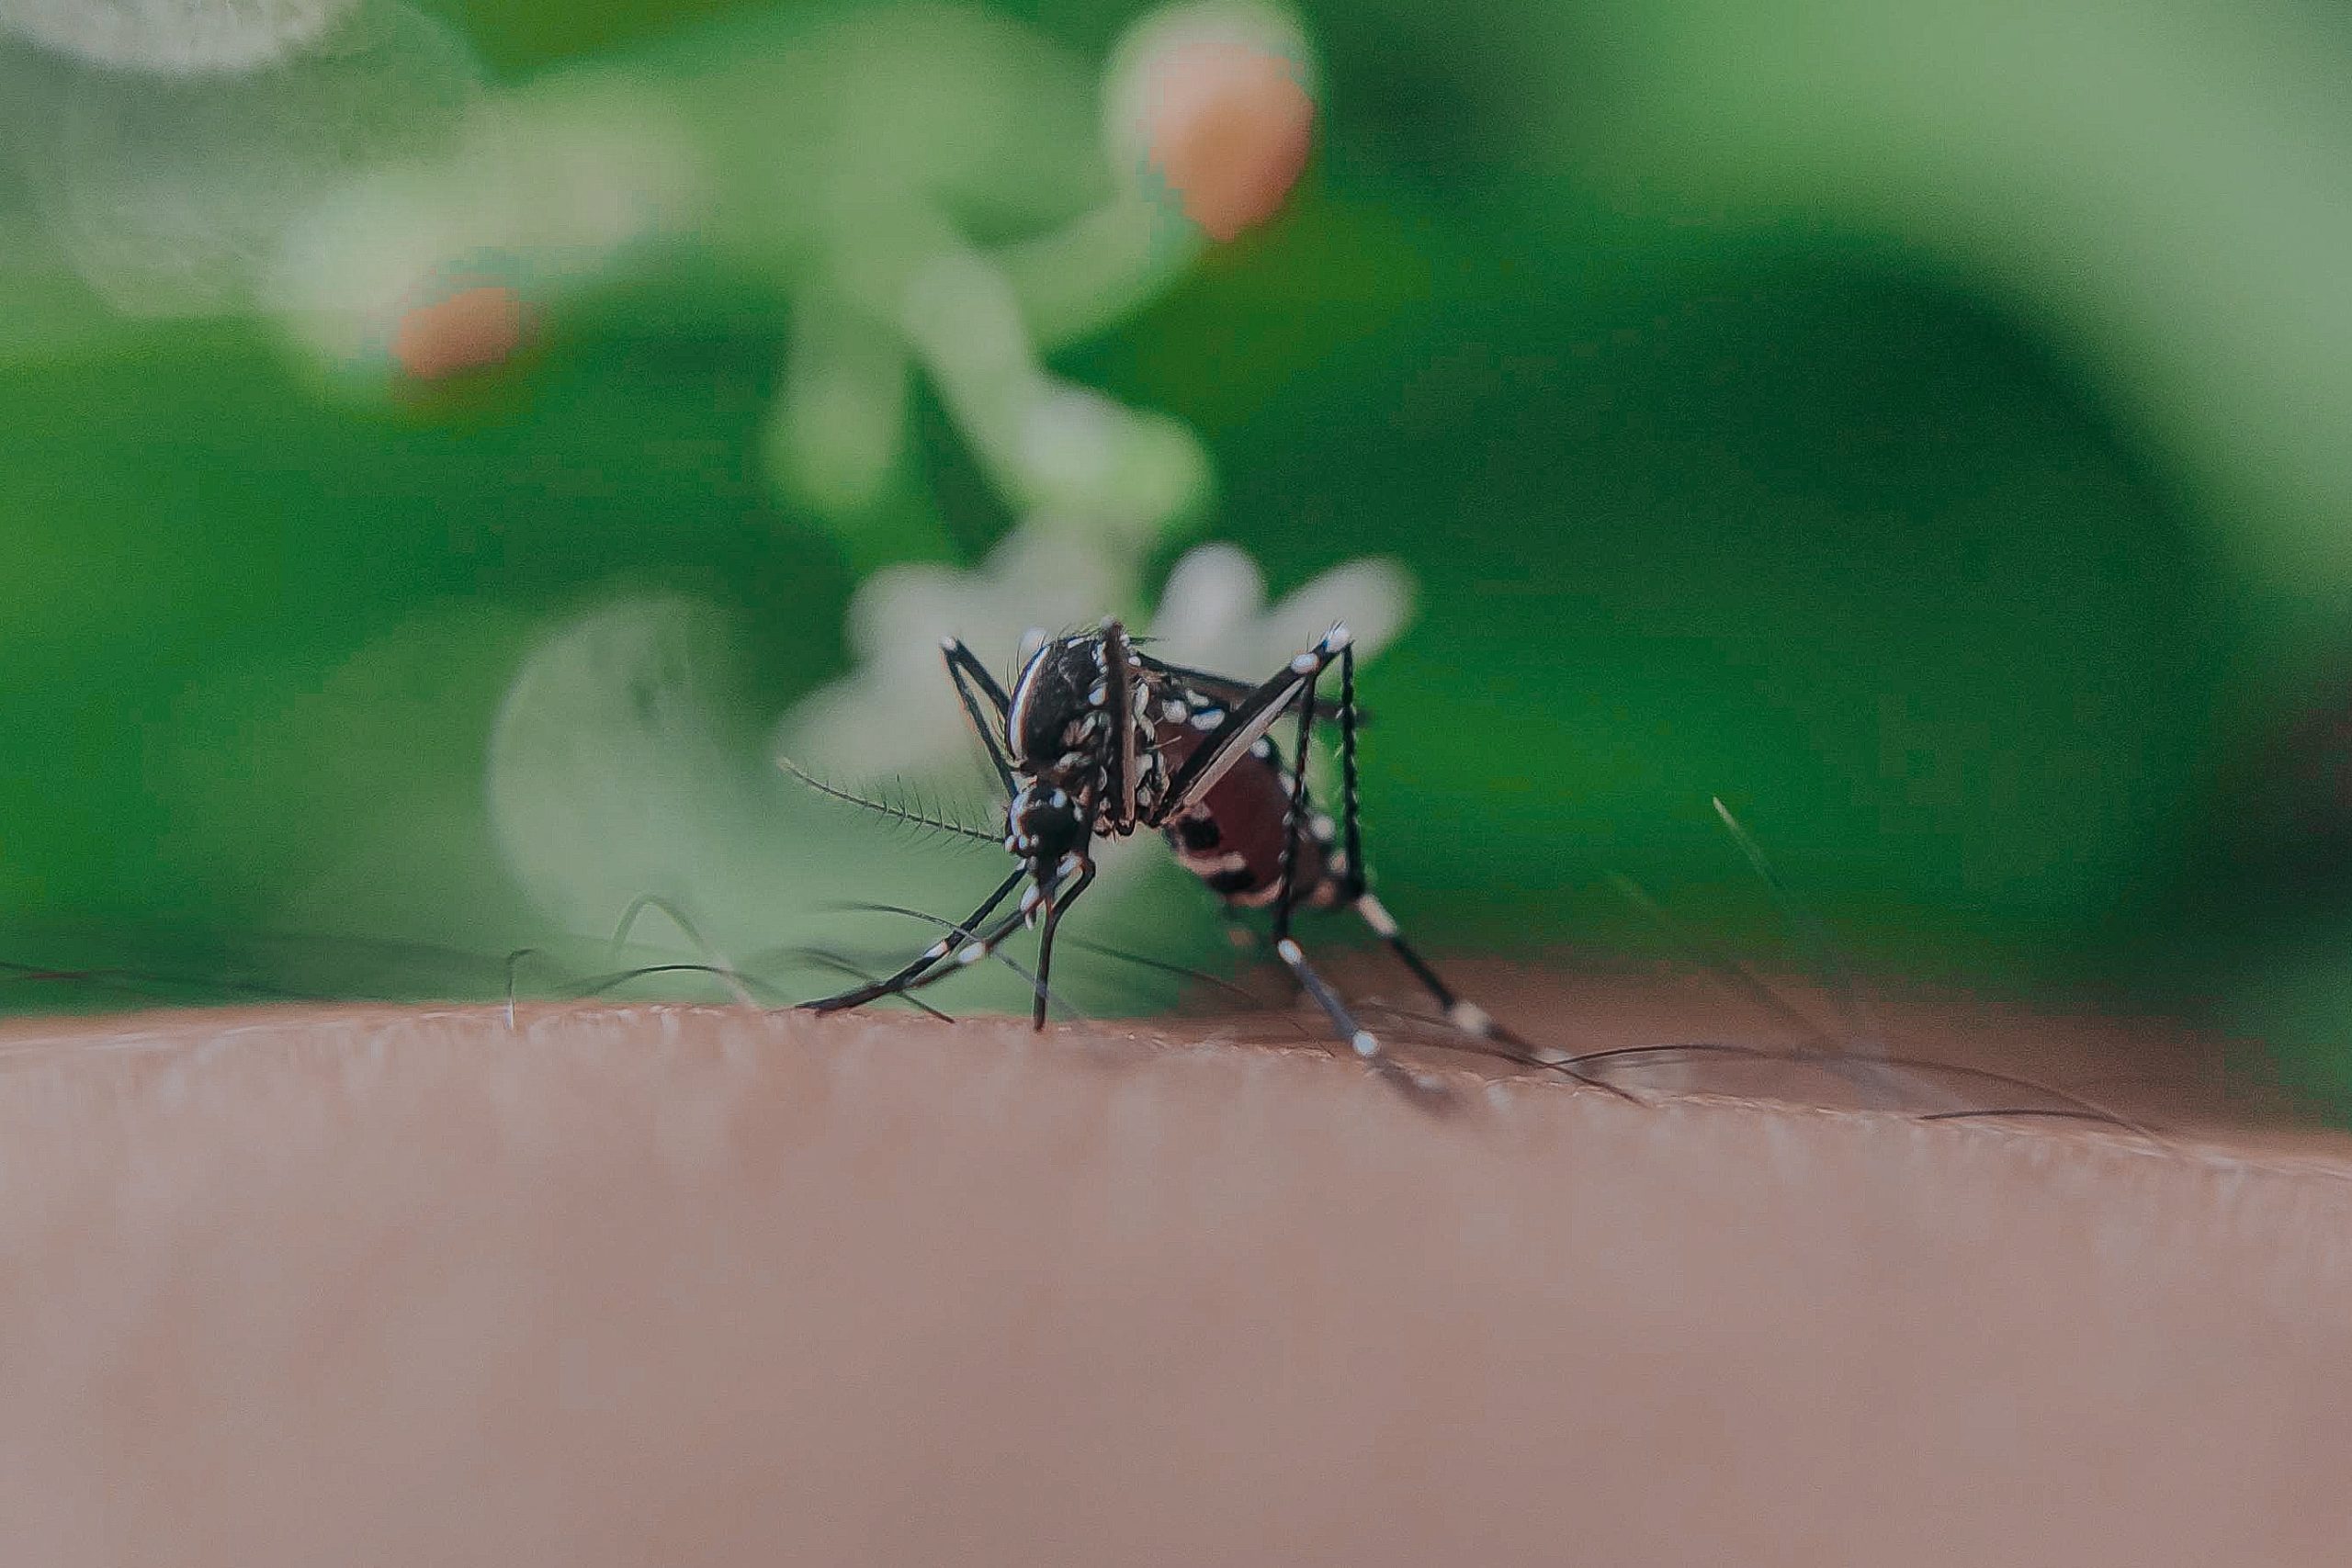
[787, 616, 1575, 1086]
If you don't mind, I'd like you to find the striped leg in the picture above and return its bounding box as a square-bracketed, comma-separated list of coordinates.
[1261, 638, 1426, 1088]
[1160, 626, 1353, 818]
[1028, 860, 1096, 1029]
[1272, 933, 1413, 1087]
[1315, 639, 1511, 1048]
[942, 636, 1016, 796]
[1324, 646, 1632, 1098]
[1352, 892, 1513, 1048]
[883, 855, 1091, 1006]
[799, 867, 1023, 1012]
[798, 641, 1023, 1016]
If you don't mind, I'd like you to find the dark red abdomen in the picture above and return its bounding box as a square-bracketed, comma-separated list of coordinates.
[1155, 720, 1328, 908]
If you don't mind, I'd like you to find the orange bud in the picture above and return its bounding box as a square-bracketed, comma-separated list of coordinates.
[390, 283, 528, 382]
[1107, 3, 1317, 243]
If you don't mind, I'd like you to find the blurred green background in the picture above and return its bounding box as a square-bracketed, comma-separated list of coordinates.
[6, 0, 2352, 1105]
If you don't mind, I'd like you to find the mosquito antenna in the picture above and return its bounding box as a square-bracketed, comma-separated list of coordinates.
[809, 900, 1076, 1021]
[1711, 796, 1885, 1055]
[777, 756, 1001, 844]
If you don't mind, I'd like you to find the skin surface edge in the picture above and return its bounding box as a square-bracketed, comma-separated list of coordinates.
[1, 993, 2347, 1566]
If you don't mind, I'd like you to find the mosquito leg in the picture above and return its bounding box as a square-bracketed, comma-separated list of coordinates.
[1257, 685, 1430, 1091]
[1343, 897, 1639, 1100]
[942, 637, 1016, 797]
[1159, 625, 1435, 1093]
[942, 635, 1012, 719]
[1272, 934, 1372, 1055]
[1271, 647, 1324, 948]
[1030, 860, 1097, 1030]
[1316, 637, 1493, 1041]
[785, 952, 956, 1022]
[1317, 644, 1633, 1100]
[1338, 642, 1363, 886]
[1319, 639, 1487, 1034]
[1272, 935, 1435, 1095]
[1158, 626, 1352, 819]
[798, 867, 1023, 1012]
[1094, 618, 1138, 829]
[891, 855, 1087, 1001]
[1136, 654, 1343, 722]
[814, 903, 1072, 1021]
[1351, 896, 1515, 1048]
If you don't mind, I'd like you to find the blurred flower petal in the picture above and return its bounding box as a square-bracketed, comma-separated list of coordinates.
[1259, 556, 1414, 665]
[1153, 542, 1414, 677]
[1148, 541, 1264, 663]
[783, 524, 1123, 782]
[267, 77, 699, 372]
[492, 594, 1187, 1017]
[787, 528, 1414, 797]
[0, 0, 357, 73]
[6, 0, 477, 316]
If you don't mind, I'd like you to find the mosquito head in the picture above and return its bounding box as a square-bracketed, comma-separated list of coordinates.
[1005, 782, 1085, 882]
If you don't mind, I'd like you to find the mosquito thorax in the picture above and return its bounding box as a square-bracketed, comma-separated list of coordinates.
[1007, 636, 1112, 771]
[1001, 626, 1170, 838]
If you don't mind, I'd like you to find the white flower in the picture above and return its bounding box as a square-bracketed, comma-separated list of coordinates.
[5, 0, 481, 317]
[780, 527, 1414, 787]
[266, 79, 700, 374]
[780, 524, 1126, 784]
[1147, 540, 1413, 677]
[0, 0, 357, 73]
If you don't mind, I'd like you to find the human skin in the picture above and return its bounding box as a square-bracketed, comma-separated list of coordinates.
[1, 983, 2347, 1566]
